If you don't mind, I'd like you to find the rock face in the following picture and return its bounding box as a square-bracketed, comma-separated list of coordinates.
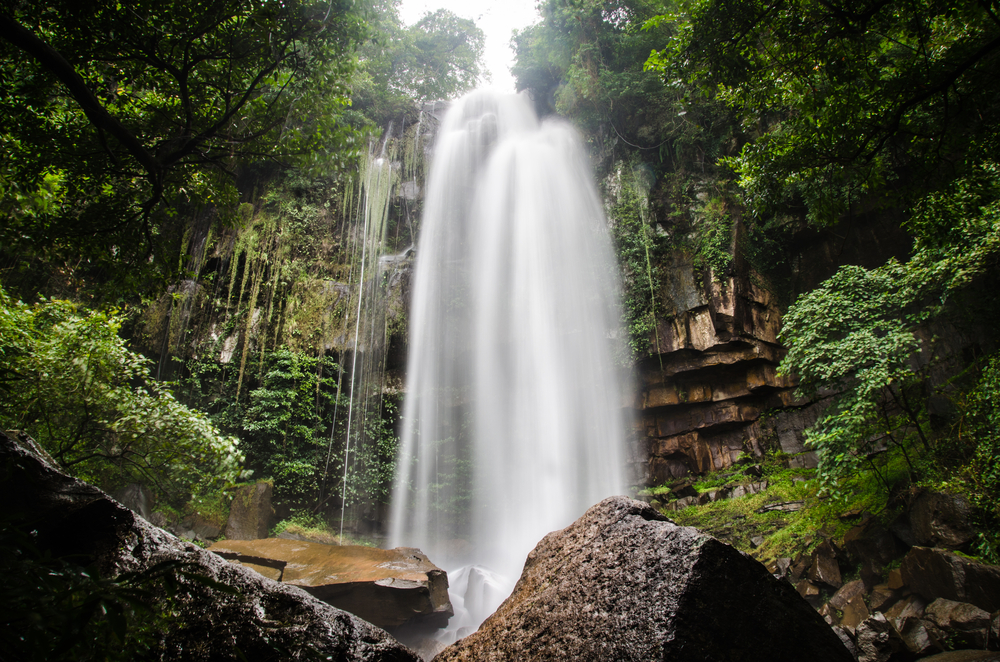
[434, 496, 853, 662]
[208, 538, 453, 629]
[0, 430, 419, 662]
[224, 481, 273, 540]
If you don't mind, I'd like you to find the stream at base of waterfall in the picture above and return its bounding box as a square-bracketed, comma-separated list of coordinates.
[388, 90, 629, 644]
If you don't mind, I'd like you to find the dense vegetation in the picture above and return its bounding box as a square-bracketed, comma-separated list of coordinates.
[3, 2, 1000, 655]
[511, 0, 1000, 561]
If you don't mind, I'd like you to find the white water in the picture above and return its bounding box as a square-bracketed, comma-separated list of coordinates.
[388, 90, 628, 637]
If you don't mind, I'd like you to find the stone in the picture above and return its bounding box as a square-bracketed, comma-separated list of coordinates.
[909, 490, 975, 549]
[887, 567, 905, 590]
[208, 538, 453, 630]
[829, 579, 867, 611]
[840, 593, 871, 632]
[225, 482, 273, 540]
[918, 653, 1000, 662]
[809, 540, 844, 589]
[843, 518, 903, 567]
[0, 430, 418, 662]
[923, 598, 992, 649]
[434, 496, 855, 662]
[869, 583, 902, 612]
[885, 594, 928, 633]
[757, 500, 804, 513]
[854, 612, 895, 662]
[901, 546, 1000, 613]
[819, 602, 840, 626]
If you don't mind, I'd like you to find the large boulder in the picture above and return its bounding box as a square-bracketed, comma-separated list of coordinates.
[901, 546, 1000, 613]
[434, 496, 854, 662]
[208, 538, 453, 629]
[0, 430, 418, 662]
[225, 481, 273, 540]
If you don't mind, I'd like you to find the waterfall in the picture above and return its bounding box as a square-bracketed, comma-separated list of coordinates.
[389, 91, 629, 636]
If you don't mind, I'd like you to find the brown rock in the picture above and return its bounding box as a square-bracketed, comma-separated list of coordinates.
[434, 496, 854, 662]
[924, 598, 992, 649]
[209, 538, 452, 629]
[841, 593, 871, 632]
[887, 567, 905, 590]
[909, 490, 975, 549]
[830, 579, 867, 611]
[819, 602, 840, 626]
[901, 546, 1000, 612]
[869, 583, 902, 612]
[809, 540, 844, 589]
[225, 482, 273, 540]
[843, 518, 902, 567]
[885, 594, 927, 627]
[0, 431, 418, 662]
[854, 612, 896, 662]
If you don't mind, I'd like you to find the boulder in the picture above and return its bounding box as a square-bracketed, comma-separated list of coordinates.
[208, 538, 453, 630]
[854, 613, 896, 662]
[0, 430, 419, 662]
[843, 518, 902, 567]
[901, 546, 1000, 612]
[918, 652, 1000, 662]
[923, 598, 993, 649]
[909, 490, 975, 549]
[434, 496, 854, 662]
[225, 481, 273, 540]
[809, 540, 844, 589]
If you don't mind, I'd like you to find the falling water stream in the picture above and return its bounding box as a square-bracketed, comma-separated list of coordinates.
[389, 91, 628, 640]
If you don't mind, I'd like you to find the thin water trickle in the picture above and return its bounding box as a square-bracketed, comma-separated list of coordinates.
[389, 90, 629, 639]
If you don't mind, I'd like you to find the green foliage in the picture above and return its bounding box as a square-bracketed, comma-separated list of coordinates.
[183, 348, 338, 504]
[0, 0, 366, 298]
[350, 2, 486, 126]
[779, 163, 1000, 490]
[0, 287, 244, 505]
[646, 0, 1000, 228]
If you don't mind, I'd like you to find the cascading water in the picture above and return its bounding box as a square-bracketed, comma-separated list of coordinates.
[389, 90, 629, 638]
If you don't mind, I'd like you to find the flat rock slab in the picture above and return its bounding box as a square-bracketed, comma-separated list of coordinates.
[0, 430, 418, 662]
[434, 496, 854, 662]
[209, 538, 453, 630]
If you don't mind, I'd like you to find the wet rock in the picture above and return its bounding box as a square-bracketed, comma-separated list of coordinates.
[757, 500, 804, 513]
[901, 546, 1000, 612]
[225, 482, 273, 540]
[869, 583, 902, 612]
[0, 431, 418, 662]
[208, 538, 453, 629]
[819, 602, 840, 626]
[887, 567, 905, 590]
[840, 593, 871, 632]
[854, 612, 895, 662]
[829, 579, 866, 611]
[434, 496, 854, 662]
[918, 652, 1000, 662]
[885, 594, 928, 633]
[809, 540, 844, 589]
[843, 518, 902, 567]
[797, 578, 823, 608]
[909, 490, 975, 549]
[923, 598, 993, 649]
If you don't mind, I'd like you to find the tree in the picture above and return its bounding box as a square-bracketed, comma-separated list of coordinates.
[0, 0, 366, 297]
[645, 0, 1000, 227]
[350, 3, 486, 125]
[778, 163, 1000, 490]
[0, 287, 244, 504]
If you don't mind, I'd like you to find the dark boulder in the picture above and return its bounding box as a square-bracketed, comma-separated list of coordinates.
[225, 481, 273, 540]
[434, 496, 854, 662]
[0, 430, 419, 662]
[901, 546, 1000, 613]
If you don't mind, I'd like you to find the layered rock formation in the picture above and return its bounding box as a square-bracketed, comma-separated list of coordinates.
[209, 538, 453, 629]
[435, 496, 853, 662]
[0, 430, 419, 662]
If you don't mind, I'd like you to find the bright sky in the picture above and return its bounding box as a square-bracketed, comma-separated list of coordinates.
[398, 0, 541, 94]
